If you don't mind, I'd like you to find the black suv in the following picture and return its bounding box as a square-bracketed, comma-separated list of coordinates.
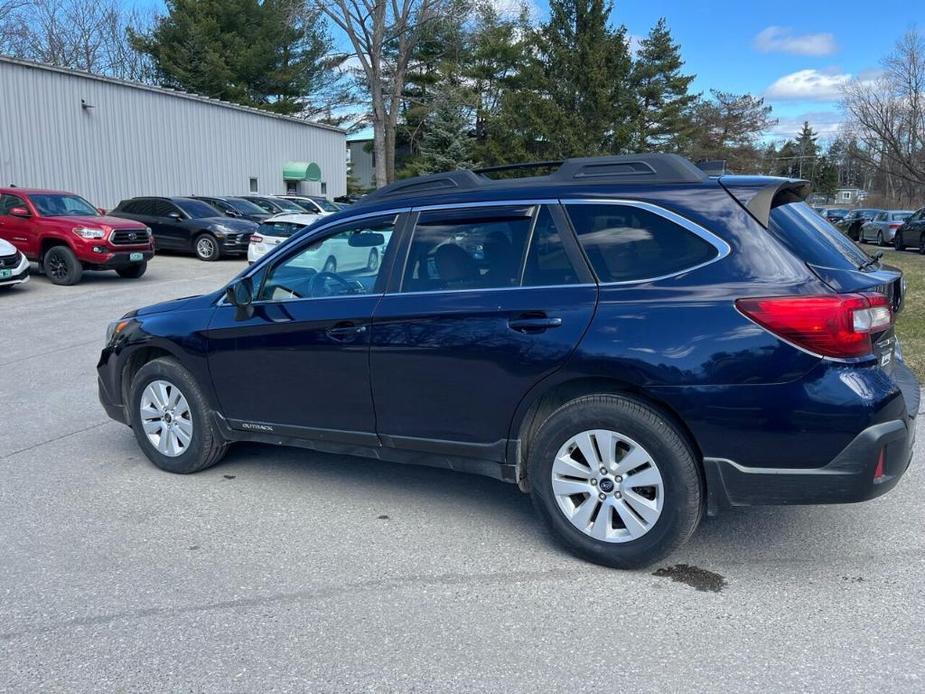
[191, 196, 271, 223]
[98, 154, 918, 569]
[112, 197, 258, 261]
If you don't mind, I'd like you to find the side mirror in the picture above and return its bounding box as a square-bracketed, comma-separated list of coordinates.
[167, 211, 182, 221]
[97, 207, 107, 215]
[9, 206, 30, 218]
[225, 277, 255, 320]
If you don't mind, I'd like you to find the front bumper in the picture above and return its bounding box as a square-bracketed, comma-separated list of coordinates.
[217, 234, 251, 254]
[0, 253, 31, 286]
[704, 359, 918, 513]
[87, 249, 155, 269]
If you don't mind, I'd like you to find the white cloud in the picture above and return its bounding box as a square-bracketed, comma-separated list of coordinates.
[764, 69, 852, 101]
[754, 26, 837, 56]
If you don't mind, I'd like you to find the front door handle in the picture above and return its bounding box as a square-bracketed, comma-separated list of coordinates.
[508, 315, 563, 333]
[326, 322, 368, 341]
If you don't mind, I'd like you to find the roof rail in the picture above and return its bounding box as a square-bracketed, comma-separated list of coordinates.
[358, 153, 707, 205]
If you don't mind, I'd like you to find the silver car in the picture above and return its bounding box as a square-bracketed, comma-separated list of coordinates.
[859, 210, 914, 246]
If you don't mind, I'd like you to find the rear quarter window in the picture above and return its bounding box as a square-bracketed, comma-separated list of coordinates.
[769, 202, 868, 270]
[565, 203, 720, 283]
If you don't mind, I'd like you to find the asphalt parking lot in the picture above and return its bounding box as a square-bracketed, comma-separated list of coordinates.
[1, 255, 924, 692]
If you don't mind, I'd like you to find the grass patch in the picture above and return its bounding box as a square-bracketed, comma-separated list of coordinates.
[872, 247, 925, 379]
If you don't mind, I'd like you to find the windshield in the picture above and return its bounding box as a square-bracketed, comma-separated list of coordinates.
[769, 202, 872, 270]
[257, 220, 306, 239]
[30, 194, 99, 217]
[176, 199, 222, 219]
[226, 197, 267, 215]
[273, 198, 305, 212]
[310, 197, 339, 212]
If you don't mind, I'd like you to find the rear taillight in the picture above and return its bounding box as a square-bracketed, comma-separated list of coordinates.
[889, 223, 902, 229]
[736, 293, 893, 358]
[250, 234, 263, 244]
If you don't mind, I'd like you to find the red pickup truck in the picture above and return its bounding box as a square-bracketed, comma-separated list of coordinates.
[0, 187, 154, 285]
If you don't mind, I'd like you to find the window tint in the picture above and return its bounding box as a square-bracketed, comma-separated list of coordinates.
[150, 200, 180, 217]
[401, 206, 533, 292]
[523, 207, 579, 286]
[226, 197, 266, 215]
[245, 197, 276, 213]
[273, 197, 304, 212]
[0, 194, 27, 215]
[175, 198, 221, 218]
[259, 216, 396, 301]
[769, 201, 870, 270]
[258, 220, 305, 239]
[875, 212, 887, 221]
[893, 212, 912, 221]
[29, 194, 98, 217]
[566, 203, 718, 283]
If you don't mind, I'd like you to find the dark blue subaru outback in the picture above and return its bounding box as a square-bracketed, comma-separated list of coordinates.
[98, 154, 919, 569]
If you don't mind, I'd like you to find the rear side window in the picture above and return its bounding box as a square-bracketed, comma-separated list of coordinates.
[523, 207, 580, 286]
[769, 202, 869, 270]
[258, 221, 304, 238]
[566, 203, 719, 283]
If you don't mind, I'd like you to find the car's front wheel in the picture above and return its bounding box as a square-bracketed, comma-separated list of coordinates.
[877, 231, 885, 246]
[528, 394, 703, 569]
[194, 233, 221, 261]
[130, 357, 228, 473]
[43, 245, 83, 285]
[895, 231, 905, 250]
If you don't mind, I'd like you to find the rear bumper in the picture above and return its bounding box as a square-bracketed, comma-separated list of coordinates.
[703, 359, 918, 514]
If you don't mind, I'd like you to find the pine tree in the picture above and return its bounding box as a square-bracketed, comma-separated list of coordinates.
[415, 87, 475, 174]
[794, 121, 819, 179]
[631, 17, 697, 151]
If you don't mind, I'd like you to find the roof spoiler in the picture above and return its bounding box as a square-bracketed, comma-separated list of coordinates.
[719, 176, 811, 227]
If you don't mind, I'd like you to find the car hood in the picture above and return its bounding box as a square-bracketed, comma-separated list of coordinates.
[207, 217, 258, 231]
[46, 214, 148, 229]
[127, 291, 221, 318]
[0, 237, 17, 255]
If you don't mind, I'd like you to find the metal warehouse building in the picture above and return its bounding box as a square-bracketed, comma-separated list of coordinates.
[0, 56, 346, 209]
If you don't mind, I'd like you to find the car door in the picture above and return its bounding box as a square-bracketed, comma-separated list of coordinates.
[369, 203, 597, 461]
[0, 193, 38, 257]
[207, 213, 405, 442]
[148, 200, 190, 250]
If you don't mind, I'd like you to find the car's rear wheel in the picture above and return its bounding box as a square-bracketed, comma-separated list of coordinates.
[43, 246, 82, 285]
[130, 357, 228, 473]
[877, 231, 885, 247]
[529, 394, 703, 569]
[116, 262, 147, 279]
[367, 247, 379, 272]
[194, 233, 220, 261]
[918, 234, 925, 256]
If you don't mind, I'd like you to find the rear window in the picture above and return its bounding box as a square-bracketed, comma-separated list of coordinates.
[769, 202, 870, 270]
[258, 221, 305, 238]
[893, 212, 912, 221]
[565, 203, 719, 283]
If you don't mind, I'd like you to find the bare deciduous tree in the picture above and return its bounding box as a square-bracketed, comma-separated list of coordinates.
[843, 29, 925, 197]
[314, 0, 449, 186]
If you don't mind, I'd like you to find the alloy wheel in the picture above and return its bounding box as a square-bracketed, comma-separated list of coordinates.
[551, 429, 664, 543]
[46, 252, 68, 280]
[139, 379, 193, 457]
[196, 237, 216, 260]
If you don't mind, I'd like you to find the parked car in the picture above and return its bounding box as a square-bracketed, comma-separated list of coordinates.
[97, 154, 918, 570]
[859, 210, 914, 246]
[191, 196, 270, 223]
[837, 208, 881, 240]
[247, 213, 316, 264]
[273, 195, 340, 216]
[238, 195, 305, 216]
[0, 188, 153, 285]
[893, 207, 925, 252]
[111, 196, 257, 261]
[0, 237, 30, 289]
[820, 208, 849, 224]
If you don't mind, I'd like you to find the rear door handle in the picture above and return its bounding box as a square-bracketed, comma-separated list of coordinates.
[326, 323, 368, 340]
[508, 316, 563, 333]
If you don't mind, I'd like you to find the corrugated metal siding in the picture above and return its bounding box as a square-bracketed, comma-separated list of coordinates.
[0, 59, 346, 209]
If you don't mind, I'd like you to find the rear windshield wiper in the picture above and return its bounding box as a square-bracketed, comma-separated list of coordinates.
[859, 251, 883, 271]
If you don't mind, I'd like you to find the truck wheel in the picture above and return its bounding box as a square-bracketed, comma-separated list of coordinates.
[195, 233, 220, 261]
[129, 357, 228, 473]
[43, 246, 83, 285]
[528, 394, 703, 569]
[117, 262, 147, 279]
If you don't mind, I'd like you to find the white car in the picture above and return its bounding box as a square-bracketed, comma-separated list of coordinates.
[247, 213, 319, 263]
[273, 195, 340, 216]
[0, 237, 30, 289]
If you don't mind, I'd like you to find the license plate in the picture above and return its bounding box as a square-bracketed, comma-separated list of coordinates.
[129, 252, 144, 262]
[0, 269, 10, 279]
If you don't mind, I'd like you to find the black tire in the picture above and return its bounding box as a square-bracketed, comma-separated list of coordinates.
[895, 231, 905, 250]
[43, 245, 82, 285]
[129, 357, 228, 474]
[367, 247, 379, 272]
[528, 394, 703, 569]
[116, 261, 147, 279]
[877, 231, 885, 247]
[323, 256, 337, 273]
[918, 234, 925, 256]
[194, 233, 221, 261]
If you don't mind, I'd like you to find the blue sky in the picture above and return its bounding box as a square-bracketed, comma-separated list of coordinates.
[587, 0, 920, 141]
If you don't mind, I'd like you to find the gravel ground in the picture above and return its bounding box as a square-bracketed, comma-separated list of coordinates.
[0, 255, 923, 693]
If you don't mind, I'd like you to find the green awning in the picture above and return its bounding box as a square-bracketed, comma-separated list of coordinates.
[283, 161, 322, 181]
